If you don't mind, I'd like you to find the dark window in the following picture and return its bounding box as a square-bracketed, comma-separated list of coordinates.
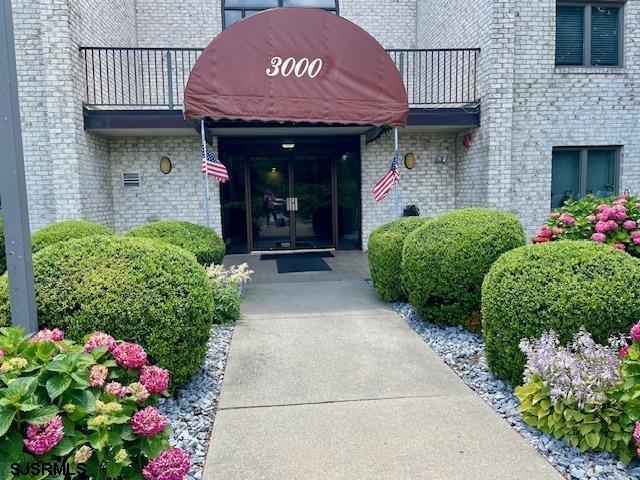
[223, 0, 339, 28]
[556, 3, 622, 67]
[551, 147, 619, 208]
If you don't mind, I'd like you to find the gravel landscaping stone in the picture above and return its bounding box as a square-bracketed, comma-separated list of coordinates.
[392, 302, 640, 480]
[159, 323, 234, 480]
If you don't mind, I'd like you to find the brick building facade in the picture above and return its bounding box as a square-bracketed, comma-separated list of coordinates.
[9, 0, 640, 250]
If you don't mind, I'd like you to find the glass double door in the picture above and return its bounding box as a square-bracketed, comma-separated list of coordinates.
[250, 154, 334, 250]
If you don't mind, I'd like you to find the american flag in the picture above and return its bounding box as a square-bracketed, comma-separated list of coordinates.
[201, 145, 229, 183]
[372, 150, 400, 202]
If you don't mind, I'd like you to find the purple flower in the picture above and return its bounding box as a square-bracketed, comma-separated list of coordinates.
[30, 328, 64, 343]
[105, 381, 128, 398]
[591, 232, 606, 243]
[595, 221, 609, 234]
[84, 332, 117, 353]
[606, 220, 619, 232]
[623, 220, 637, 231]
[539, 226, 554, 238]
[131, 407, 168, 437]
[620, 345, 630, 358]
[614, 243, 626, 251]
[143, 448, 190, 480]
[23, 416, 64, 455]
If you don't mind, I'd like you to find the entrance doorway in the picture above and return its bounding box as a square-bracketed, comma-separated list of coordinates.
[220, 137, 361, 253]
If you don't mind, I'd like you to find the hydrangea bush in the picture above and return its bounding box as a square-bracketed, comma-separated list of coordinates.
[534, 195, 640, 256]
[0, 327, 189, 479]
[515, 325, 640, 463]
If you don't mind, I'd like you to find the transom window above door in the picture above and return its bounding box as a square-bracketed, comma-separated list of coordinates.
[556, 2, 623, 67]
[551, 147, 620, 209]
[223, 0, 339, 28]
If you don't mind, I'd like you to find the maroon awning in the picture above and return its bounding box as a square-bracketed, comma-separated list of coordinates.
[184, 8, 408, 127]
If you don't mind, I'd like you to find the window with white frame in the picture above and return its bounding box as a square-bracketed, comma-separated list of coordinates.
[222, 0, 339, 28]
[556, 2, 623, 67]
[551, 147, 620, 208]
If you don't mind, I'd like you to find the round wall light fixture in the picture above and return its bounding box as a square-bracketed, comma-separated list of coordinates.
[160, 156, 172, 174]
[404, 152, 416, 170]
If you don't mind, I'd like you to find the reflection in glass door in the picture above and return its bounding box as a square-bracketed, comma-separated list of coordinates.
[293, 155, 333, 248]
[250, 156, 291, 249]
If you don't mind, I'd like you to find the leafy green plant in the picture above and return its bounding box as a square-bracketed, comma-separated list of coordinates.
[206, 264, 253, 324]
[0, 236, 214, 389]
[0, 327, 190, 479]
[402, 208, 525, 327]
[0, 218, 5, 275]
[31, 220, 113, 254]
[127, 221, 225, 266]
[534, 195, 640, 256]
[482, 241, 640, 385]
[367, 217, 432, 301]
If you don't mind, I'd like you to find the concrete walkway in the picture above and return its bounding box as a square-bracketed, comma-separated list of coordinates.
[204, 256, 561, 479]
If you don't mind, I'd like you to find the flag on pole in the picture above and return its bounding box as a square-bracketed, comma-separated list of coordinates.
[201, 145, 229, 183]
[372, 149, 400, 202]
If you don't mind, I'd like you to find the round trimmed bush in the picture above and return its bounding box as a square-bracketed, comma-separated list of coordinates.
[368, 217, 432, 301]
[0, 236, 214, 388]
[482, 240, 640, 386]
[0, 218, 5, 274]
[127, 220, 225, 266]
[402, 208, 525, 327]
[31, 219, 113, 253]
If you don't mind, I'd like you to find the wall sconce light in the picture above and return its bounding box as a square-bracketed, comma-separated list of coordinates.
[435, 155, 448, 164]
[160, 156, 172, 174]
[404, 152, 416, 169]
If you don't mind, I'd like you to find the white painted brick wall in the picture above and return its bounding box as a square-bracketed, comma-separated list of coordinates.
[361, 131, 457, 247]
[109, 136, 222, 235]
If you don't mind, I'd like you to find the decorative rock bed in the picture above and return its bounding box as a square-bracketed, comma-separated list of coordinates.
[158, 323, 234, 480]
[392, 302, 640, 480]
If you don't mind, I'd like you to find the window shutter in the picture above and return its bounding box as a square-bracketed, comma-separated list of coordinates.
[556, 6, 585, 66]
[591, 7, 620, 66]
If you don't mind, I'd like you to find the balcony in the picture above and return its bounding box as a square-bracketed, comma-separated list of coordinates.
[80, 47, 480, 132]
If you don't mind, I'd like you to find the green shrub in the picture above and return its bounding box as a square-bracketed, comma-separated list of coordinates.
[206, 263, 253, 324]
[31, 219, 113, 253]
[127, 220, 225, 266]
[368, 217, 432, 301]
[401, 208, 525, 326]
[0, 236, 214, 388]
[482, 241, 640, 385]
[0, 218, 5, 274]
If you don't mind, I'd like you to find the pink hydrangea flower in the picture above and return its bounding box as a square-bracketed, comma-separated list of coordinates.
[623, 220, 637, 231]
[606, 220, 618, 232]
[551, 227, 564, 236]
[614, 243, 626, 251]
[538, 226, 554, 238]
[612, 205, 628, 222]
[558, 213, 576, 226]
[140, 366, 170, 394]
[30, 328, 64, 343]
[0, 350, 5, 357]
[105, 381, 128, 398]
[84, 332, 117, 353]
[586, 214, 597, 223]
[591, 232, 606, 243]
[113, 342, 147, 369]
[620, 345, 630, 358]
[597, 204, 609, 213]
[143, 448, 190, 480]
[634, 421, 640, 448]
[131, 407, 168, 437]
[90, 364, 109, 387]
[631, 322, 640, 342]
[23, 416, 64, 455]
[633, 236, 640, 245]
[595, 221, 609, 234]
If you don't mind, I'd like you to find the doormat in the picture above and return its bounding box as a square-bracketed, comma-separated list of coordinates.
[260, 252, 333, 273]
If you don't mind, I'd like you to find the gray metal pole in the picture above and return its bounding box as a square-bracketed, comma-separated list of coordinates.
[0, 0, 38, 333]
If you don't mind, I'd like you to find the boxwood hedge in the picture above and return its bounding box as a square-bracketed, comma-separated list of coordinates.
[482, 240, 640, 385]
[31, 219, 113, 253]
[127, 220, 225, 266]
[368, 217, 432, 301]
[402, 208, 525, 327]
[0, 236, 214, 389]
